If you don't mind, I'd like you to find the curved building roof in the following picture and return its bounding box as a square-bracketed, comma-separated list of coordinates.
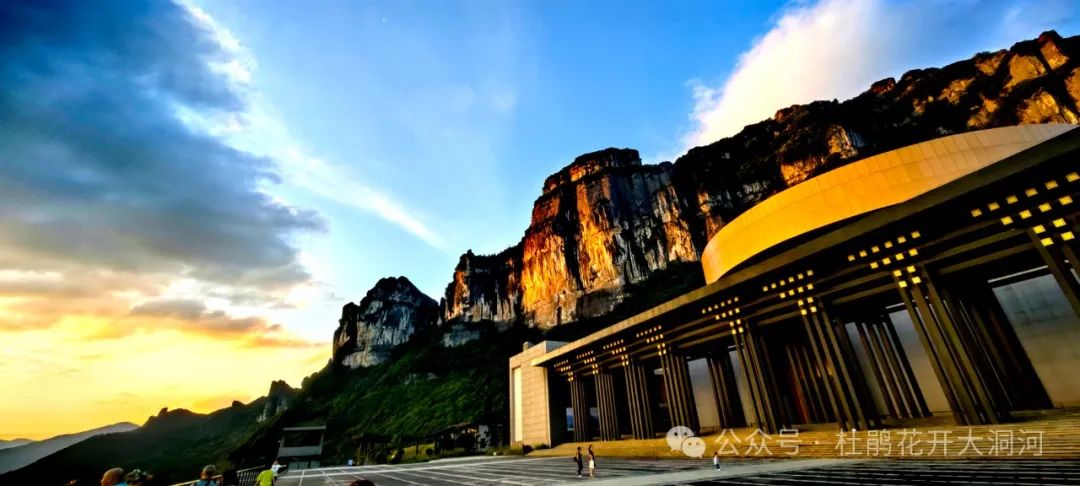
[701, 124, 1077, 283]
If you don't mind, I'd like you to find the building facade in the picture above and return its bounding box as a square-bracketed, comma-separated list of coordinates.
[509, 124, 1080, 446]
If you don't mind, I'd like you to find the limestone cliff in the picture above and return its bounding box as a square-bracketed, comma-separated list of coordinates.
[356, 31, 1080, 338]
[333, 277, 437, 368]
[441, 148, 697, 329]
[673, 31, 1080, 245]
[439, 31, 1080, 331]
[441, 247, 522, 324]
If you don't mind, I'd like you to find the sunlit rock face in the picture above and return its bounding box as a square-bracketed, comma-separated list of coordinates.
[441, 148, 698, 329]
[520, 148, 697, 327]
[673, 30, 1080, 244]
[440, 247, 522, 323]
[333, 277, 437, 368]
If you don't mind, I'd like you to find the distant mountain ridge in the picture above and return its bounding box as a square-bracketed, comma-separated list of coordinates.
[0, 422, 137, 474]
[0, 439, 33, 451]
[0, 399, 269, 484]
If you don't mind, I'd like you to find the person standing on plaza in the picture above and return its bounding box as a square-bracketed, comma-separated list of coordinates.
[587, 444, 596, 477]
[573, 446, 583, 478]
[713, 450, 721, 471]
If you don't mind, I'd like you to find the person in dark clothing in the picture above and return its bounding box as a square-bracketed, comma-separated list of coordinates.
[573, 446, 583, 478]
[220, 468, 238, 486]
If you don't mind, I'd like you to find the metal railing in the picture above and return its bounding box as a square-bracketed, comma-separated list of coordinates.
[167, 466, 263, 486]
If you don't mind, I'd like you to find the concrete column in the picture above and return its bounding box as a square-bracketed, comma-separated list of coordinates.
[959, 283, 1051, 410]
[894, 268, 1005, 425]
[569, 376, 590, 443]
[817, 304, 879, 430]
[594, 371, 620, 441]
[1030, 228, 1080, 318]
[797, 344, 832, 423]
[622, 360, 655, 440]
[731, 320, 782, 433]
[856, 321, 900, 418]
[880, 313, 930, 417]
[707, 349, 744, 428]
[660, 346, 699, 433]
[799, 308, 848, 429]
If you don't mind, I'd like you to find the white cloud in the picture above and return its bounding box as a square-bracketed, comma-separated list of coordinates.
[685, 0, 895, 147]
[280, 147, 448, 251]
[683, 0, 1080, 149]
[178, 1, 448, 253]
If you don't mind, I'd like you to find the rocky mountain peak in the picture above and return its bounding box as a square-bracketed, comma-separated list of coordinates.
[333, 277, 437, 368]
[541, 147, 641, 194]
[257, 380, 296, 422]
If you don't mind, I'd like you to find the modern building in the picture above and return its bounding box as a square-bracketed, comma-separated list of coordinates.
[509, 124, 1080, 447]
[278, 425, 326, 470]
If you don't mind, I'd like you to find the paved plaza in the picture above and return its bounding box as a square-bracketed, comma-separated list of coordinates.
[275, 457, 1080, 485]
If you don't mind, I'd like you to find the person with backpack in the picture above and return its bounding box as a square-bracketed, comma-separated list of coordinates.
[573, 446, 583, 478]
[194, 465, 217, 486]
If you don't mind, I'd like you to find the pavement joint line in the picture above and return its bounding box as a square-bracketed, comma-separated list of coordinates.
[282, 457, 572, 478]
[414, 466, 537, 485]
[582, 458, 866, 486]
[455, 464, 584, 481]
[393, 468, 477, 485]
[368, 471, 423, 486]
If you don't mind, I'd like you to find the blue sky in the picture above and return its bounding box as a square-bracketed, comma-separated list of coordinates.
[193, 0, 1079, 342]
[1, 0, 1078, 437]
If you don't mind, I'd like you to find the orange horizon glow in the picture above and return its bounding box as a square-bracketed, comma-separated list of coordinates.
[0, 319, 328, 441]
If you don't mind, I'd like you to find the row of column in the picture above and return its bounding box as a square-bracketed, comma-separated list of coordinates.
[660, 346, 700, 433]
[894, 267, 1008, 425]
[730, 321, 784, 433]
[569, 377, 591, 443]
[799, 300, 880, 431]
[707, 349, 744, 429]
[854, 316, 929, 420]
[623, 361, 655, 439]
[594, 371, 621, 441]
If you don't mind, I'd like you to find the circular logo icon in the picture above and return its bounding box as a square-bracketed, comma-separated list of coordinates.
[681, 436, 707, 458]
[666, 425, 696, 451]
